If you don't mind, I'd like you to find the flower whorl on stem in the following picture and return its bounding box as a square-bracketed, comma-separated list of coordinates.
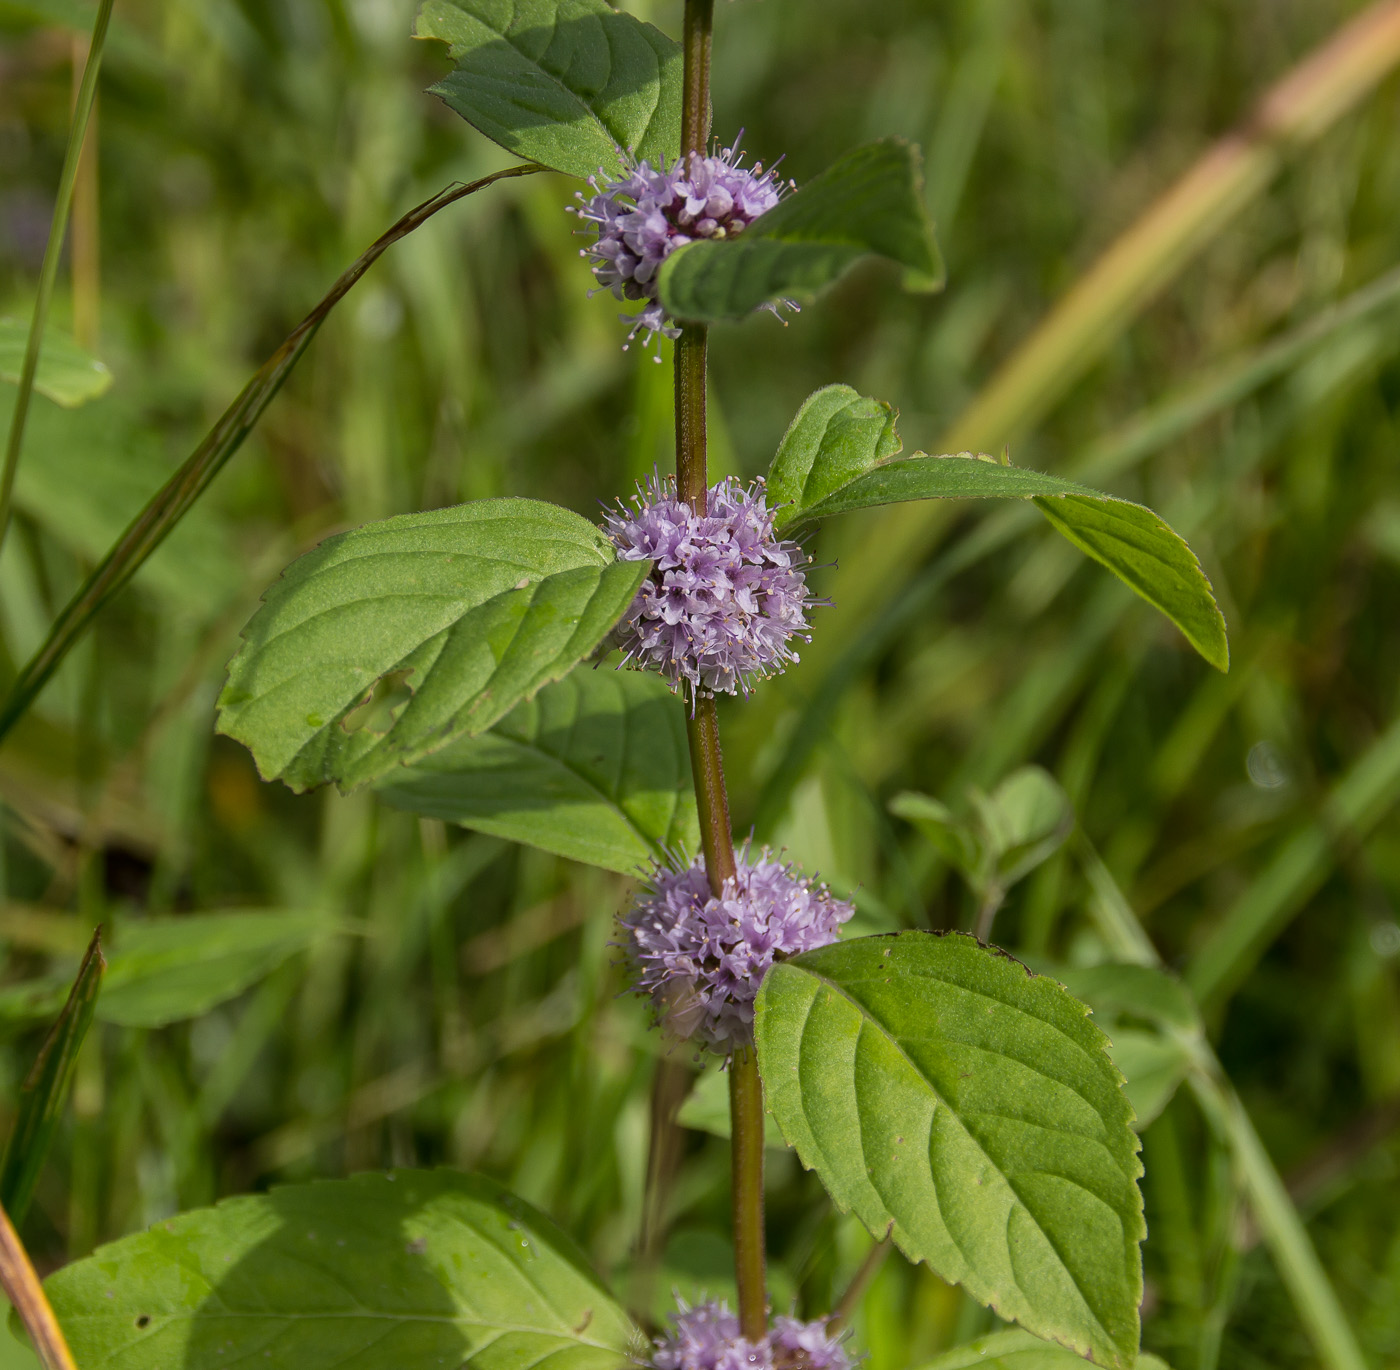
[575, 138, 792, 348]
[620, 845, 854, 1054]
[648, 1300, 852, 1370]
[604, 474, 816, 700]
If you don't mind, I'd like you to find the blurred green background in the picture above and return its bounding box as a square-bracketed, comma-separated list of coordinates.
[2, 1, 1400, 1367]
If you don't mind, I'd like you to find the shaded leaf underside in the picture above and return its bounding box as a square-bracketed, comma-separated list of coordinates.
[378, 666, 697, 873]
[659, 140, 943, 323]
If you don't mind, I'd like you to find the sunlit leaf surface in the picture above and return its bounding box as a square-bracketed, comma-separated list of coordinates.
[218, 499, 648, 792]
[416, 0, 681, 180]
[755, 932, 1144, 1368]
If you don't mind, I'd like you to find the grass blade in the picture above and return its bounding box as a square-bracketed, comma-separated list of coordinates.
[1078, 842, 1369, 1370]
[1186, 709, 1400, 1011]
[0, 162, 541, 746]
[0, 930, 104, 1226]
[0, 0, 115, 556]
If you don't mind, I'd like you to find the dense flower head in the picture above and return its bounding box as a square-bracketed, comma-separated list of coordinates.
[648, 1300, 852, 1370]
[575, 138, 791, 347]
[620, 844, 854, 1052]
[604, 475, 815, 698]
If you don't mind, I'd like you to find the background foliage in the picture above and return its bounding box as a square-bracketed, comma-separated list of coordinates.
[1, 1, 1399, 1368]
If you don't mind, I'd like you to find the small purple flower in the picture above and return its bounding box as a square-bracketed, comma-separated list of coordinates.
[604, 475, 815, 698]
[647, 1300, 852, 1370]
[620, 845, 854, 1053]
[574, 138, 792, 348]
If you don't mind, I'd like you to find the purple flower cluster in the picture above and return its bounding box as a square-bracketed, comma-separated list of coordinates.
[621, 845, 853, 1052]
[650, 1300, 851, 1370]
[604, 475, 814, 698]
[575, 139, 790, 347]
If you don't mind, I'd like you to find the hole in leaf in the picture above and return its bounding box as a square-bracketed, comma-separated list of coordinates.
[135, 1315, 151, 1329]
[341, 669, 415, 736]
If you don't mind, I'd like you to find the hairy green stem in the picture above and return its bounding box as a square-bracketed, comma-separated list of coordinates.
[0, 0, 115, 557]
[680, 0, 714, 159]
[728, 1048, 768, 1341]
[673, 0, 765, 1338]
[674, 325, 709, 509]
[686, 700, 736, 893]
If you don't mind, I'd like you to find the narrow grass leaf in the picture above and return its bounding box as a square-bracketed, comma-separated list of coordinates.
[766, 384, 901, 533]
[1186, 709, 1400, 1010]
[0, 165, 541, 748]
[785, 453, 1227, 671]
[43, 1170, 636, 1370]
[0, 322, 111, 408]
[754, 931, 1144, 1368]
[416, 0, 681, 180]
[659, 140, 943, 324]
[0, 931, 103, 1226]
[377, 667, 697, 874]
[217, 499, 648, 793]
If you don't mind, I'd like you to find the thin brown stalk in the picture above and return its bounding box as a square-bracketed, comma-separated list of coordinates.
[827, 1236, 891, 1335]
[0, 1203, 76, 1370]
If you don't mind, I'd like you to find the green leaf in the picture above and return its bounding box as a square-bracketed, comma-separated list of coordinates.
[754, 931, 1144, 1367]
[0, 912, 333, 1029]
[890, 768, 1072, 903]
[887, 791, 982, 877]
[0, 319, 112, 407]
[217, 499, 648, 793]
[43, 1169, 637, 1370]
[96, 913, 335, 1028]
[658, 140, 944, 324]
[1050, 963, 1201, 1036]
[783, 452, 1228, 672]
[766, 384, 901, 532]
[415, 0, 681, 181]
[1044, 963, 1203, 1131]
[1104, 1030, 1189, 1130]
[377, 667, 696, 874]
[0, 931, 103, 1225]
[1032, 495, 1228, 672]
[972, 767, 1074, 890]
[916, 1330, 1172, 1370]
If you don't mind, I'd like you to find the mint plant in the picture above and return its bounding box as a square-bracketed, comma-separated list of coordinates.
[27, 0, 1236, 1366]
